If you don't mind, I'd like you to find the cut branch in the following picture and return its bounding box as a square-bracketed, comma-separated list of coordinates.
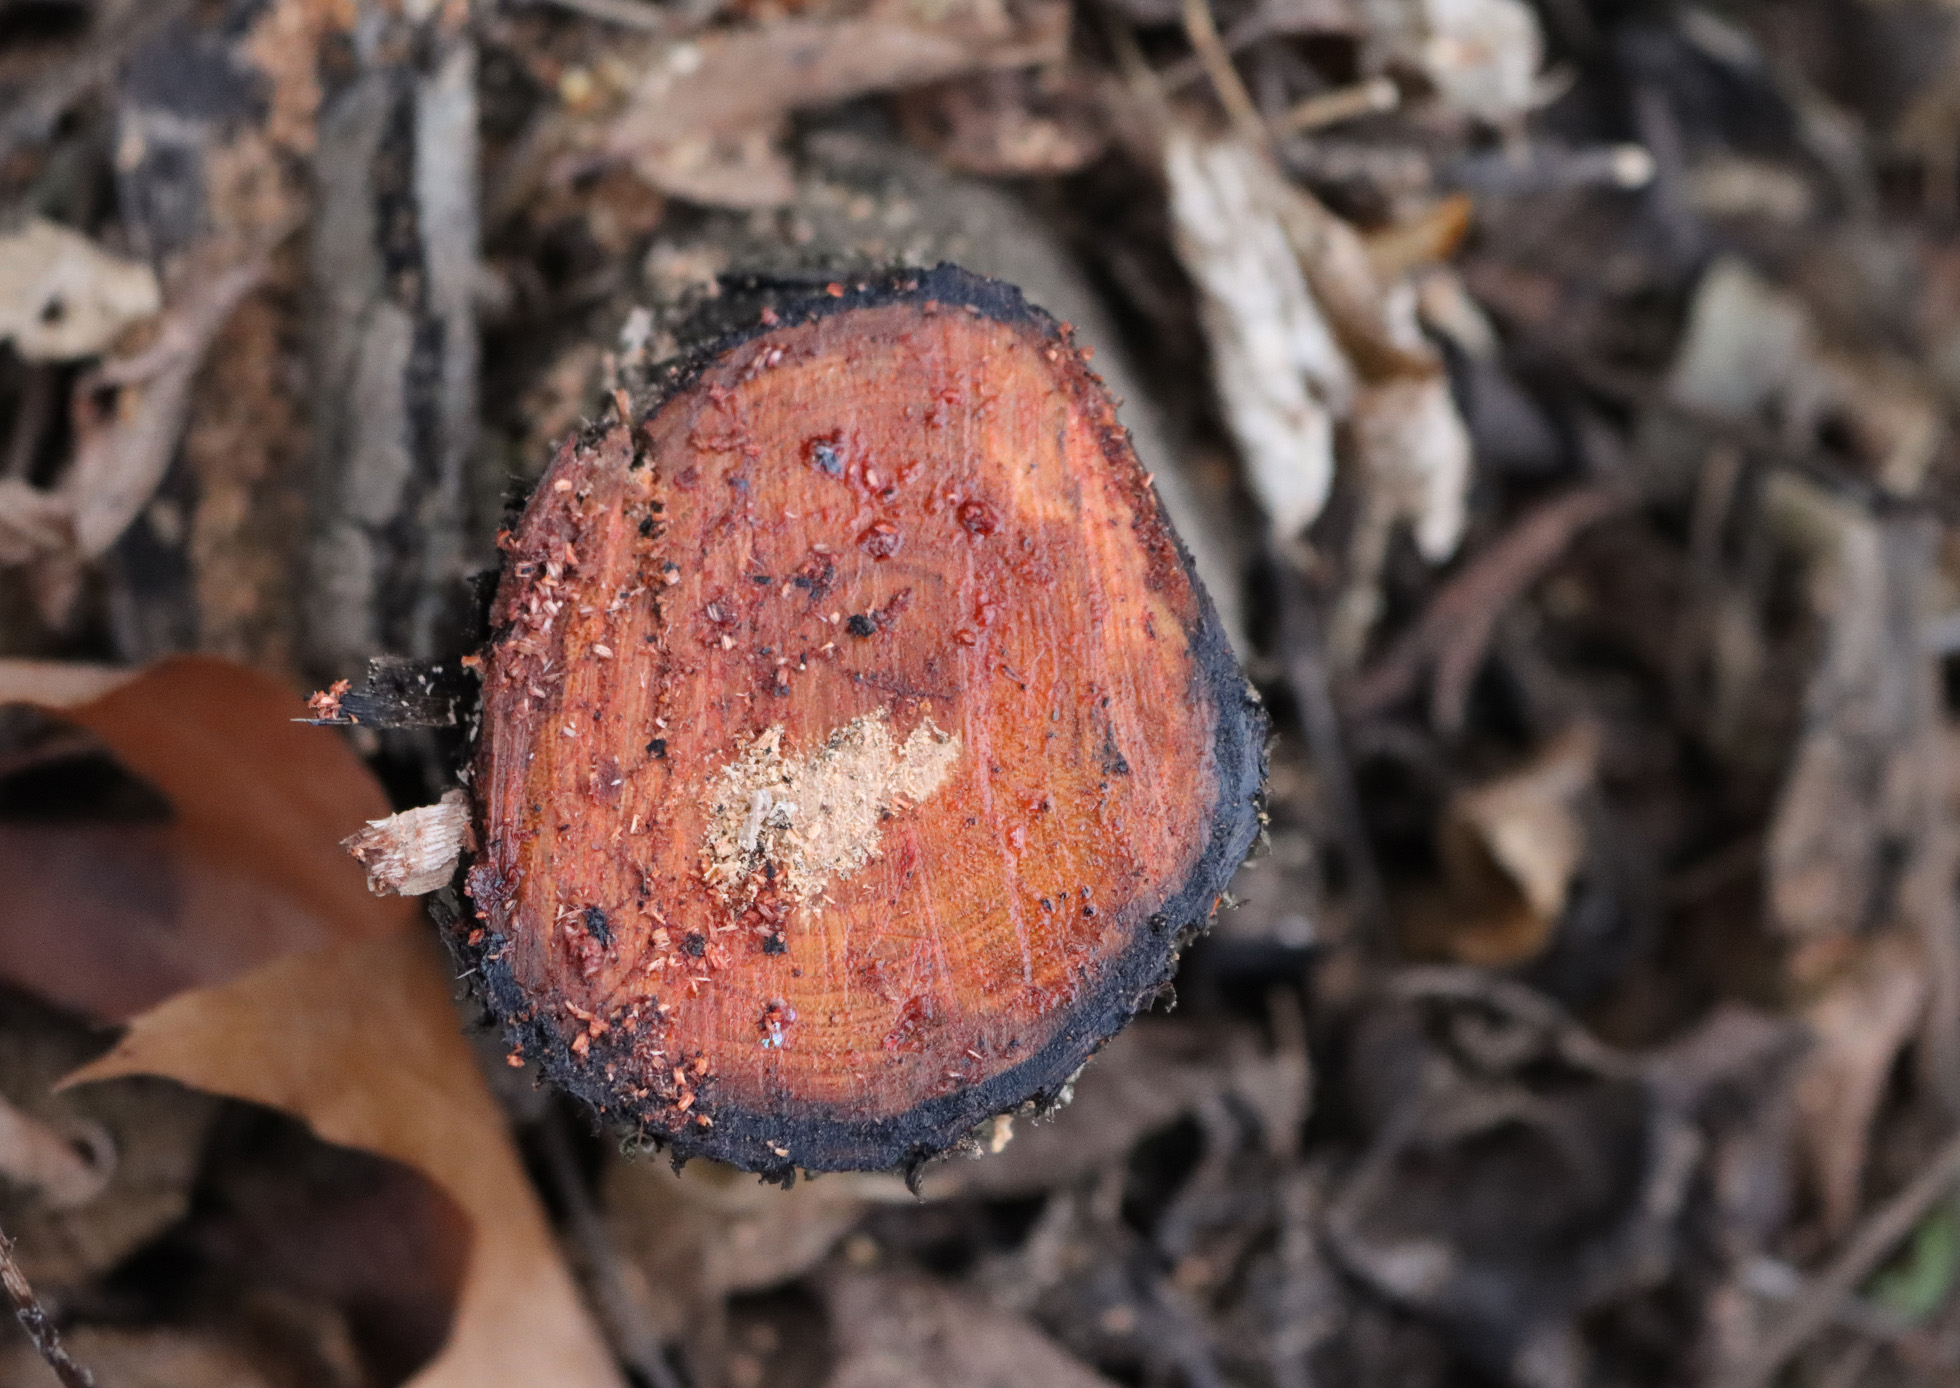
[456, 265, 1266, 1176]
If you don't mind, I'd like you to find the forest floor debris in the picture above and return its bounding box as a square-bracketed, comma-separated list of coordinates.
[2, 0, 1960, 1384]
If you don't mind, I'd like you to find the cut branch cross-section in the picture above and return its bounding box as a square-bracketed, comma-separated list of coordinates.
[459, 265, 1266, 1176]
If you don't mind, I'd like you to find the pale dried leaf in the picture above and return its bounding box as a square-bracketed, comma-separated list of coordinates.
[0, 1091, 113, 1210]
[64, 931, 625, 1388]
[1165, 130, 1351, 537]
[604, 1156, 894, 1344]
[0, 218, 161, 362]
[1759, 475, 1933, 947]
[1447, 725, 1598, 923]
[1666, 258, 1812, 420]
[345, 789, 476, 897]
[63, 255, 268, 559]
[1353, 373, 1472, 563]
[1418, 0, 1543, 124]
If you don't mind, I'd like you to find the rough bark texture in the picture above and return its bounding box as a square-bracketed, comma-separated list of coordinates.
[460, 265, 1265, 1176]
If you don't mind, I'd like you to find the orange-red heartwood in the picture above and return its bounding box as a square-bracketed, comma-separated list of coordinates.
[465, 267, 1264, 1174]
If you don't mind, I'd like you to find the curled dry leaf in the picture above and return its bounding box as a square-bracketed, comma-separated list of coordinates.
[1402, 726, 1599, 967]
[603, 0, 1069, 207]
[63, 254, 273, 561]
[64, 931, 623, 1388]
[1354, 376, 1471, 565]
[0, 218, 161, 362]
[1793, 934, 1927, 1237]
[1330, 374, 1474, 661]
[1166, 129, 1474, 665]
[0, 1092, 113, 1211]
[602, 1154, 900, 1358]
[344, 789, 476, 897]
[0, 656, 406, 1020]
[1355, 0, 1544, 125]
[0, 655, 620, 1388]
[1416, 0, 1544, 125]
[0, 248, 272, 618]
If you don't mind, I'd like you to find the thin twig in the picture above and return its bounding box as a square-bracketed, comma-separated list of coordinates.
[1344, 482, 1637, 733]
[534, 1115, 686, 1388]
[0, 1224, 96, 1388]
[1277, 78, 1400, 135]
[1179, 0, 1269, 149]
[1731, 1127, 1960, 1388]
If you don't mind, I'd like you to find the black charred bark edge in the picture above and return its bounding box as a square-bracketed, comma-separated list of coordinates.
[303, 655, 476, 729]
[449, 263, 1268, 1180]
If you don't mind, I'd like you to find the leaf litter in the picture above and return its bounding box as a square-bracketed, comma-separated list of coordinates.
[4, 0, 1960, 1383]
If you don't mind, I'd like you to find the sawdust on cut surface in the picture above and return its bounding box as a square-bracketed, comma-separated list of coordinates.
[701, 712, 960, 909]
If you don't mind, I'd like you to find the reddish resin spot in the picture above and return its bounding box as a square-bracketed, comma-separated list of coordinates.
[468, 274, 1262, 1172]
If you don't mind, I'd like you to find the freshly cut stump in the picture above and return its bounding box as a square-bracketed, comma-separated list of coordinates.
[464, 265, 1265, 1175]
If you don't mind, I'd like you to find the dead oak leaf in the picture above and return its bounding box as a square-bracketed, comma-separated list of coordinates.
[0, 655, 409, 1021]
[64, 930, 624, 1388]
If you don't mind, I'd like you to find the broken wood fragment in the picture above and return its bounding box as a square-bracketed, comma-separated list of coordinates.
[459, 264, 1266, 1175]
[344, 790, 476, 898]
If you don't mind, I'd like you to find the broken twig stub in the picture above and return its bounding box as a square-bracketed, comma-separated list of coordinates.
[459, 264, 1266, 1175]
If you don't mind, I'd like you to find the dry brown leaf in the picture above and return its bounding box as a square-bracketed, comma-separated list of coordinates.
[0, 656, 407, 1020]
[603, 0, 1068, 207]
[64, 930, 624, 1388]
[0, 656, 620, 1383]
[823, 1268, 1121, 1388]
[1399, 727, 1599, 967]
[1668, 260, 1944, 496]
[1793, 934, 1927, 1236]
